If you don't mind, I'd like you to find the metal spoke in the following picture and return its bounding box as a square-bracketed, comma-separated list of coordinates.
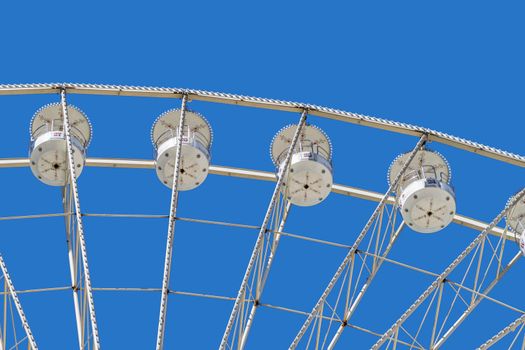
[0, 83, 523, 168]
[60, 89, 100, 350]
[155, 95, 188, 350]
[0, 256, 38, 350]
[478, 313, 525, 349]
[219, 110, 307, 350]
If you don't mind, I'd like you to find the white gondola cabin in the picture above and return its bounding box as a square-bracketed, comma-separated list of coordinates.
[29, 103, 92, 186]
[151, 109, 213, 191]
[270, 124, 333, 207]
[388, 149, 456, 233]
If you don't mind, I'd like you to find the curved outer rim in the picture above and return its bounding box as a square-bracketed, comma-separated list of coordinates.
[30, 102, 93, 147]
[387, 148, 452, 188]
[269, 123, 333, 166]
[150, 108, 213, 149]
[1, 83, 523, 168]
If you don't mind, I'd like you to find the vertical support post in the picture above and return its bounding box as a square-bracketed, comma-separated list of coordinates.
[0, 255, 38, 349]
[155, 95, 188, 350]
[60, 88, 100, 350]
[219, 110, 308, 350]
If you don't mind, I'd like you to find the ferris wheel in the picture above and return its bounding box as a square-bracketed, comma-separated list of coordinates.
[0, 83, 523, 349]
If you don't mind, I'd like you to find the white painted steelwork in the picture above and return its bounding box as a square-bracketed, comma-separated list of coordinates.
[478, 313, 525, 349]
[155, 97, 188, 350]
[59, 90, 100, 350]
[271, 124, 332, 206]
[0, 255, 38, 350]
[219, 111, 307, 350]
[0, 83, 522, 349]
[389, 149, 455, 233]
[29, 103, 92, 186]
[1, 83, 523, 167]
[152, 108, 212, 190]
[289, 135, 428, 349]
[372, 188, 525, 350]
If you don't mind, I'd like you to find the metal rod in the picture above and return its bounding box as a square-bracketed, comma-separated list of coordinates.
[326, 222, 405, 350]
[239, 201, 292, 349]
[0, 213, 68, 221]
[0, 287, 71, 295]
[429, 283, 445, 348]
[371, 188, 525, 349]
[155, 95, 188, 350]
[0, 255, 38, 350]
[219, 110, 307, 350]
[290, 134, 427, 349]
[60, 89, 100, 350]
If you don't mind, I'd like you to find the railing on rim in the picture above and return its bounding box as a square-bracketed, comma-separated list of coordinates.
[399, 164, 450, 189]
[31, 118, 90, 147]
[153, 126, 210, 151]
[275, 140, 331, 166]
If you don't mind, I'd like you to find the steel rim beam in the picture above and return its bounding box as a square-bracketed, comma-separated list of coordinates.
[0, 83, 523, 168]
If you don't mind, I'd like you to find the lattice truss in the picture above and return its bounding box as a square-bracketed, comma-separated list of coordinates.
[370, 189, 525, 350]
[0, 84, 523, 349]
[0, 255, 37, 350]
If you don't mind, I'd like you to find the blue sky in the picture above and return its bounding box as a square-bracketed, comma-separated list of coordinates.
[0, 1, 524, 349]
